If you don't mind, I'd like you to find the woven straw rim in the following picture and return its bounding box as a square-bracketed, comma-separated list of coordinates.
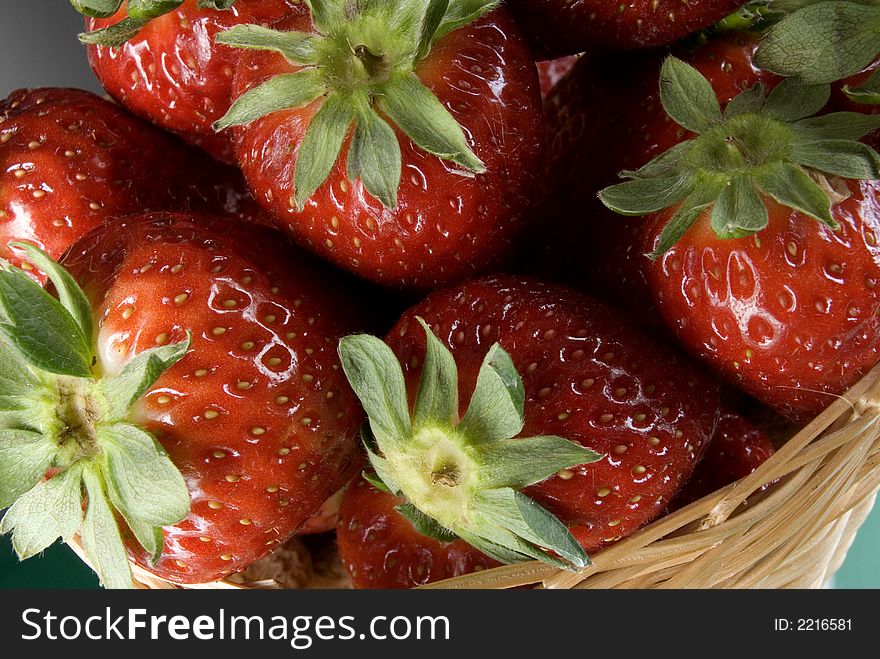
[68, 363, 880, 589]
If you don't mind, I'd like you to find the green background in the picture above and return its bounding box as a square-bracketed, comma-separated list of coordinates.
[0, 1, 879, 591]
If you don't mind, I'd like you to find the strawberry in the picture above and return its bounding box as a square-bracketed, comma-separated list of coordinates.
[337, 476, 499, 588]
[81, 0, 304, 163]
[589, 31, 880, 421]
[537, 56, 580, 99]
[0, 87, 262, 275]
[335, 275, 721, 588]
[505, 0, 745, 58]
[0, 213, 365, 587]
[670, 409, 775, 510]
[215, 1, 544, 289]
[529, 34, 778, 321]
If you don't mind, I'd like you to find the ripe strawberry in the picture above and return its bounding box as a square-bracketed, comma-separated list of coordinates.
[529, 34, 778, 321]
[335, 275, 721, 588]
[670, 409, 775, 510]
[537, 56, 580, 99]
[0, 213, 364, 587]
[506, 0, 745, 58]
[217, 2, 544, 289]
[0, 87, 261, 275]
[83, 0, 304, 163]
[588, 35, 880, 421]
[338, 476, 499, 588]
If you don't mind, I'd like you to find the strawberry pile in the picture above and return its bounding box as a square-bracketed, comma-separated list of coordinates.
[0, 0, 877, 588]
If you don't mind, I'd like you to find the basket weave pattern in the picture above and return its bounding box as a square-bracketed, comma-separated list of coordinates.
[69, 364, 880, 590]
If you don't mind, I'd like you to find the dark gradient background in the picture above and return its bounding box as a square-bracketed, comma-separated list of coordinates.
[0, 1, 878, 589]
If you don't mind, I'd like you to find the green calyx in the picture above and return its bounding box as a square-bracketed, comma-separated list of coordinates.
[74, 1, 237, 47]
[599, 56, 880, 258]
[0, 243, 191, 588]
[214, 0, 494, 210]
[338, 319, 602, 571]
[755, 1, 880, 104]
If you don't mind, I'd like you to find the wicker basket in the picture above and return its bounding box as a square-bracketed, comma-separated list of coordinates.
[68, 363, 880, 590]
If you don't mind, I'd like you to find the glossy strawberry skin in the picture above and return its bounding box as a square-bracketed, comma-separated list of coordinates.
[670, 409, 775, 509]
[337, 275, 721, 588]
[229, 10, 544, 289]
[529, 34, 777, 322]
[646, 182, 880, 422]
[338, 477, 499, 589]
[506, 0, 744, 58]
[0, 87, 263, 275]
[62, 213, 365, 584]
[537, 56, 579, 98]
[86, 0, 304, 162]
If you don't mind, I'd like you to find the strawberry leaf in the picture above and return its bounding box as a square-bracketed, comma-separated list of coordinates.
[794, 112, 880, 140]
[472, 436, 602, 490]
[0, 465, 83, 560]
[755, 1, 880, 85]
[754, 161, 837, 227]
[412, 318, 459, 431]
[69, 0, 124, 17]
[338, 334, 411, 450]
[0, 267, 92, 378]
[844, 68, 880, 104]
[127, 0, 184, 21]
[659, 56, 723, 133]
[79, 17, 148, 46]
[396, 503, 458, 542]
[457, 344, 524, 444]
[416, 0, 451, 61]
[81, 467, 135, 589]
[472, 488, 589, 570]
[790, 139, 880, 179]
[99, 423, 189, 530]
[215, 25, 319, 65]
[99, 336, 191, 421]
[10, 242, 94, 344]
[724, 84, 766, 119]
[711, 174, 769, 239]
[347, 105, 403, 209]
[362, 469, 393, 494]
[649, 182, 724, 259]
[0, 430, 59, 509]
[306, 0, 345, 33]
[599, 173, 694, 216]
[293, 93, 356, 210]
[198, 0, 237, 8]
[214, 70, 327, 131]
[761, 78, 830, 122]
[379, 72, 485, 174]
[434, 0, 500, 43]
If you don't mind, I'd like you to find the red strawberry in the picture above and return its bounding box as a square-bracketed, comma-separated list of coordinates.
[218, 3, 544, 289]
[670, 409, 775, 510]
[586, 34, 880, 421]
[84, 0, 304, 163]
[0, 87, 262, 275]
[335, 275, 720, 588]
[528, 34, 778, 321]
[506, 0, 744, 58]
[338, 476, 499, 589]
[538, 56, 580, 99]
[0, 213, 364, 587]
